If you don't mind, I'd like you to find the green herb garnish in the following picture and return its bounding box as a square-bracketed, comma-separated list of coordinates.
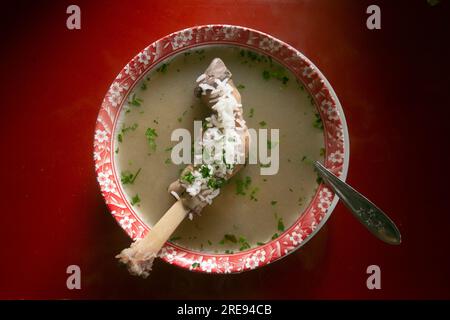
[271, 200, 278, 206]
[277, 217, 285, 232]
[130, 194, 140, 206]
[313, 113, 323, 130]
[237, 84, 245, 90]
[259, 121, 267, 127]
[121, 168, 141, 185]
[208, 177, 225, 189]
[191, 262, 200, 268]
[117, 123, 138, 143]
[224, 234, 238, 243]
[182, 171, 195, 184]
[249, 108, 254, 118]
[145, 127, 158, 152]
[262, 68, 289, 84]
[244, 176, 251, 188]
[235, 175, 252, 195]
[156, 63, 168, 73]
[267, 140, 278, 149]
[250, 187, 259, 201]
[320, 148, 325, 157]
[200, 165, 210, 178]
[129, 94, 143, 106]
[238, 236, 251, 251]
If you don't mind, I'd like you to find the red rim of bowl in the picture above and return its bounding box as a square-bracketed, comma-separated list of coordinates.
[93, 25, 350, 274]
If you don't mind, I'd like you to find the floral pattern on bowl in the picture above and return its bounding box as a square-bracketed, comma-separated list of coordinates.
[94, 25, 349, 274]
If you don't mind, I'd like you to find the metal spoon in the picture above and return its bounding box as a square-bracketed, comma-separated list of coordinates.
[314, 161, 401, 245]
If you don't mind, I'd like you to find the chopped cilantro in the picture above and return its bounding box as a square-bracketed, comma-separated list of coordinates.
[235, 176, 252, 195]
[238, 236, 251, 251]
[262, 68, 289, 85]
[200, 165, 211, 178]
[249, 108, 254, 118]
[267, 140, 278, 149]
[156, 63, 168, 73]
[169, 236, 181, 241]
[237, 84, 245, 90]
[271, 200, 278, 206]
[235, 179, 246, 195]
[250, 187, 259, 201]
[182, 171, 195, 184]
[129, 94, 143, 106]
[145, 127, 158, 152]
[316, 174, 324, 184]
[313, 113, 324, 130]
[272, 233, 279, 240]
[207, 177, 225, 189]
[121, 168, 141, 185]
[191, 262, 200, 268]
[117, 123, 138, 143]
[244, 176, 251, 188]
[130, 194, 140, 206]
[224, 234, 238, 243]
[277, 217, 285, 232]
[320, 148, 326, 157]
[259, 121, 267, 127]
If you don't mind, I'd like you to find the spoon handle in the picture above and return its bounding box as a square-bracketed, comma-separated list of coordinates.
[314, 161, 401, 245]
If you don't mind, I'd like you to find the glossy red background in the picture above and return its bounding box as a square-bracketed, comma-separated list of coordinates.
[1, 0, 449, 299]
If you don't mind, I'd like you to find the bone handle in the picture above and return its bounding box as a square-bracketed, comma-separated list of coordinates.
[116, 200, 187, 278]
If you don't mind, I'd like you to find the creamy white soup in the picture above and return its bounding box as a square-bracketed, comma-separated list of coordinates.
[114, 45, 324, 253]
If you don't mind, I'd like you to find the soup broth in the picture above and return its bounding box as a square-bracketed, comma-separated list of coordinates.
[114, 45, 324, 253]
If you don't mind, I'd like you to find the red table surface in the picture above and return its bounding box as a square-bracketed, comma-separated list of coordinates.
[0, 0, 449, 300]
